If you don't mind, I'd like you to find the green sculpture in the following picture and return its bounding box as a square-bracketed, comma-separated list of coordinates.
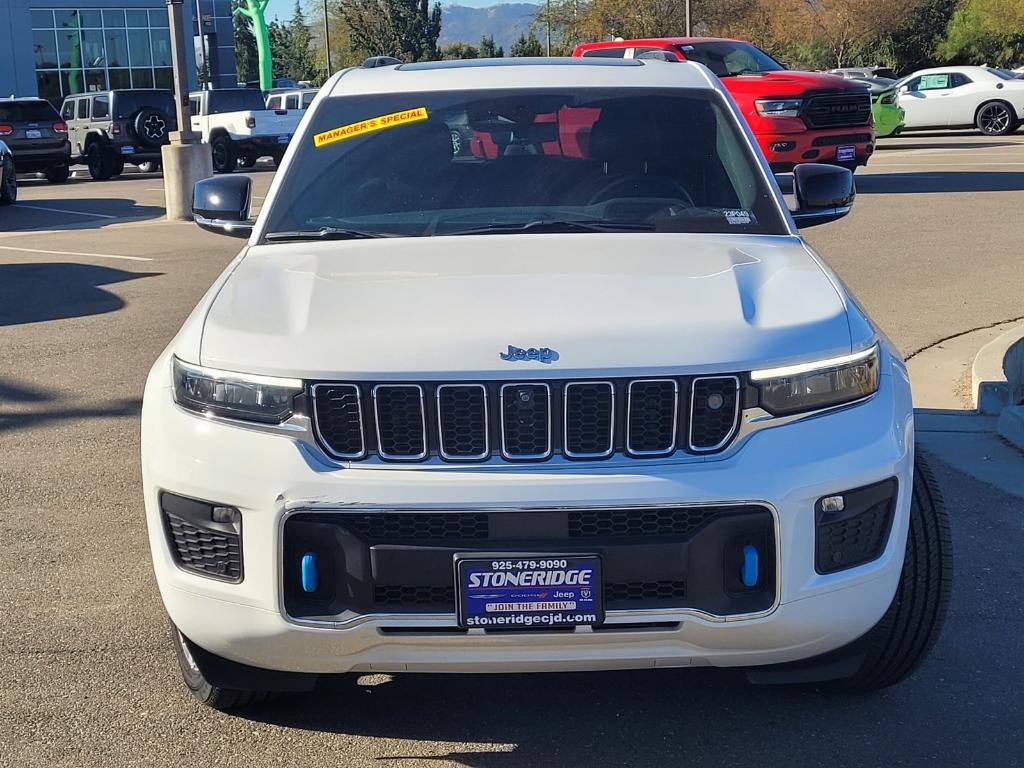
[233, 0, 273, 90]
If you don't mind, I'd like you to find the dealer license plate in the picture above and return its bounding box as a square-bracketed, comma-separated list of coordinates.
[836, 144, 856, 162]
[26, 129, 42, 139]
[456, 554, 603, 629]
[277, 134, 290, 144]
[120, 145, 135, 154]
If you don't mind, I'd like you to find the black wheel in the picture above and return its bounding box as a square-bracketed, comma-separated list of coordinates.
[132, 108, 171, 147]
[44, 163, 70, 184]
[211, 135, 237, 173]
[171, 624, 274, 711]
[271, 150, 285, 168]
[976, 101, 1017, 136]
[136, 160, 161, 174]
[238, 154, 257, 169]
[0, 156, 17, 205]
[108, 156, 125, 178]
[86, 142, 113, 180]
[823, 452, 952, 691]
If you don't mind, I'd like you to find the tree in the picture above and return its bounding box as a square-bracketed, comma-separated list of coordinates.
[510, 29, 544, 56]
[479, 35, 504, 58]
[441, 42, 479, 59]
[340, 0, 442, 62]
[782, 0, 917, 68]
[285, 1, 318, 81]
[232, 2, 259, 83]
[938, 0, 1024, 66]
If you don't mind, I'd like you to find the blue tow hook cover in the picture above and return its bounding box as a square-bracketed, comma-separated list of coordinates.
[741, 544, 759, 588]
[301, 552, 318, 593]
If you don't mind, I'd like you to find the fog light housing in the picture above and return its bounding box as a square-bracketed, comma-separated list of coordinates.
[815, 479, 897, 574]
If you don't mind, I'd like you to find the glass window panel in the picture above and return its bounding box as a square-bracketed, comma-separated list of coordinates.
[149, 9, 169, 27]
[81, 30, 105, 68]
[79, 10, 102, 28]
[93, 95, 110, 119]
[128, 29, 153, 67]
[37, 71, 62, 108]
[31, 10, 54, 29]
[77, 98, 90, 119]
[150, 28, 172, 67]
[154, 67, 174, 90]
[33, 29, 58, 68]
[61, 70, 86, 97]
[126, 10, 149, 27]
[54, 10, 78, 28]
[57, 30, 83, 69]
[105, 29, 129, 67]
[86, 69, 108, 93]
[131, 68, 155, 88]
[108, 69, 131, 90]
[61, 99, 75, 120]
[103, 9, 126, 27]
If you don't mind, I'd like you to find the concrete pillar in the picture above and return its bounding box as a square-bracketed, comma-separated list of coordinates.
[162, 142, 212, 220]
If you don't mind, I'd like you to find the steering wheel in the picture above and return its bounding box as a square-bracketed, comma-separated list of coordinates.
[588, 175, 694, 207]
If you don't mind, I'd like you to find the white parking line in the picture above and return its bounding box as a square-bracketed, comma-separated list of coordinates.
[13, 203, 118, 219]
[0, 244, 152, 262]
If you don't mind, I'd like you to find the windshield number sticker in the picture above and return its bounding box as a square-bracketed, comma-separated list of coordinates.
[724, 209, 753, 225]
[312, 107, 429, 148]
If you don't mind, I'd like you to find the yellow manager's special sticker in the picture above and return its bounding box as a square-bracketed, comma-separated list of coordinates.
[312, 107, 429, 148]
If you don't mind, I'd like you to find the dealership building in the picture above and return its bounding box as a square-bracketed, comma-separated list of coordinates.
[1, 0, 239, 105]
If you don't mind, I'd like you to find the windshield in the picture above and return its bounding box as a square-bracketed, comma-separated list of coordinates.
[207, 89, 268, 114]
[676, 42, 785, 77]
[262, 88, 786, 240]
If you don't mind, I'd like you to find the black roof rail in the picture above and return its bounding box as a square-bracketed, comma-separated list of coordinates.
[361, 56, 403, 69]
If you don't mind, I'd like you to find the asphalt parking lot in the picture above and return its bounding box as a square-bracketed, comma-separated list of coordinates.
[1, 133, 1023, 767]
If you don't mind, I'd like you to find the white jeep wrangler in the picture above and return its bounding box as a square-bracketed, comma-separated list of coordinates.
[144, 57, 951, 710]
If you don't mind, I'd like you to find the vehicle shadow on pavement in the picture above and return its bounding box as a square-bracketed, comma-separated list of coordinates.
[0, 262, 161, 326]
[0, 375, 140, 433]
[854, 171, 1024, 194]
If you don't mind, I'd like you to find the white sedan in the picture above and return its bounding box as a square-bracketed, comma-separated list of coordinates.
[895, 65, 1024, 135]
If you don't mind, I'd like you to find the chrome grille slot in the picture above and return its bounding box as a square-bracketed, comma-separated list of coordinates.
[373, 384, 427, 460]
[689, 376, 740, 452]
[312, 384, 365, 459]
[500, 383, 552, 459]
[564, 381, 614, 458]
[626, 379, 677, 455]
[436, 384, 488, 460]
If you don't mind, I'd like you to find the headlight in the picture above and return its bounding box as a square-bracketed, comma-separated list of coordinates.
[880, 91, 896, 105]
[754, 98, 802, 118]
[751, 345, 879, 416]
[172, 356, 303, 423]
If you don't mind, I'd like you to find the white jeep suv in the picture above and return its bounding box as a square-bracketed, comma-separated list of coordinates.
[142, 57, 951, 710]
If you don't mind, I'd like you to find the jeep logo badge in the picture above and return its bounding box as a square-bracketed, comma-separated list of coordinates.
[500, 345, 558, 363]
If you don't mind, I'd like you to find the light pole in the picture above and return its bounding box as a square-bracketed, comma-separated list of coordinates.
[194, 0, 207, 87]
[685, 0, 691, 36]
[545, 0, 551, 56]
[163, 0, 212, 220]
[323, 0, 332, 76]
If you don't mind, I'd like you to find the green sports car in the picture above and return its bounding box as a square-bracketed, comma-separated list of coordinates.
[853, 77, 905, 137]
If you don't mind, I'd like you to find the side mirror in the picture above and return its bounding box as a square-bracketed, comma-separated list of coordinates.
[192, 175, 253, 238]
[898, 85, 909, 93]
[790, 163, 855, 228]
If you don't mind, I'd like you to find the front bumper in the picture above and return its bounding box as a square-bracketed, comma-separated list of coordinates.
[873, 104, 905, 138]
[142, 351, 914, 674]
[757, 128, 874, 171]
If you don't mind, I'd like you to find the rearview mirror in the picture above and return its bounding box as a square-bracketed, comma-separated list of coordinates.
[192, 175, 253, 238]
[790, 163, 855, 228]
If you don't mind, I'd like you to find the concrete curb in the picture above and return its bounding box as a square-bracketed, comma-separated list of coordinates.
[998, 406, 1024, 452]
[971, 321, 1024, 414]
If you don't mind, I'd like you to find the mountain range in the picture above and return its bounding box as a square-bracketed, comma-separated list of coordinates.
[439, 3, 542, 51]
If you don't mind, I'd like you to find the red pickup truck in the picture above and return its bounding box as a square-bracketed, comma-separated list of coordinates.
[573, 37, 875, 172]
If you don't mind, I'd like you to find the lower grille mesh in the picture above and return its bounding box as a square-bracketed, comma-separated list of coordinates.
[164, 513, 241, 581]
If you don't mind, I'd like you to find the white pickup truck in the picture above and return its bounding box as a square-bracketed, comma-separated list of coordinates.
[188, 88, 302, 173]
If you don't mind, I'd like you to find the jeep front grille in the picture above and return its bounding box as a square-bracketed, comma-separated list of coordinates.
[311, 376, 743, 463]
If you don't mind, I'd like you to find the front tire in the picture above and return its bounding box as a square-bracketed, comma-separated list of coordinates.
[976, 101, 1017, 136]
[825, 453, 952, 691]
[86, 143, 113, 180]
[211, 135, 237, 174]
[137, 160, 161, 174]
[45, 163, 70, 184]
[171, 624, 274, 711]
[0, 156, 17, 205]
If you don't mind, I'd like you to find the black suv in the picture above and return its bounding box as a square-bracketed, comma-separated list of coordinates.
[0, 98, 72, 183]
[61, 89, 176, 180]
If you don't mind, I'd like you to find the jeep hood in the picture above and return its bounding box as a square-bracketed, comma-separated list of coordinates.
[198, 234, 856, 379]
